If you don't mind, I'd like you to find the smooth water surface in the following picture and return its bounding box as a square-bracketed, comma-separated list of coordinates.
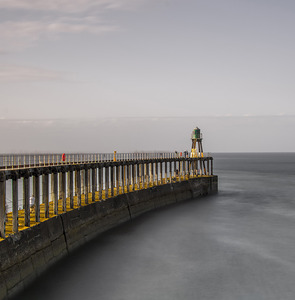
[18, 153, 295, 300]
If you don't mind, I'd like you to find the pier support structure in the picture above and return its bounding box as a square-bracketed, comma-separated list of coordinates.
[0, 156, 213, 239]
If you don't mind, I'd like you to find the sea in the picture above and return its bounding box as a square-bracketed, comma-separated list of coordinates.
[16, 153, 295, 300]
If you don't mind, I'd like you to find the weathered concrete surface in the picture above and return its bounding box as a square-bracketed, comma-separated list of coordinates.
[0, 176, 217, 299]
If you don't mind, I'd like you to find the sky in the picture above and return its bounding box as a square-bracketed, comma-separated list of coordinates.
[0, 0, 294, 152]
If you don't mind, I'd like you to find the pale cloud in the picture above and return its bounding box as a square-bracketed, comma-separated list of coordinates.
[0, 19, 117, 51]
[0, 64, 67, 82]
[47, 21, 116, 34]
[0, 0, 156, 52]
[0, 0, 148, 13]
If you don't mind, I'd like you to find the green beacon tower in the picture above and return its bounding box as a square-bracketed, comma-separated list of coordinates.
[191, 127, 204, 158]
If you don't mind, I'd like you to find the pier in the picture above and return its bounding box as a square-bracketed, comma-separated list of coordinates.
[0, 151, 217, 299]
[0, 152, 213, 239]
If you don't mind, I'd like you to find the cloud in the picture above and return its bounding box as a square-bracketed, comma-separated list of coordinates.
[0, 0, 156, 52]
[0, 0, 147, 13]
[0, 18, 118, 51]
[0, 64, 68, 82]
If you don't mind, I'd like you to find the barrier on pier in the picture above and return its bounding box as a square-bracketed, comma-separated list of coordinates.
[0, 152, 212, 170]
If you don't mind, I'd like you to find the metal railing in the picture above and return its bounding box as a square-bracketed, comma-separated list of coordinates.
[0, 152, 211, 170]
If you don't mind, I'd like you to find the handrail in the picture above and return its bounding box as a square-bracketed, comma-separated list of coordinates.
[0, 152, 211, 170]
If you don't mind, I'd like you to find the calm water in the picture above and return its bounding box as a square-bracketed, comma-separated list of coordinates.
[18, 153, 295, 300]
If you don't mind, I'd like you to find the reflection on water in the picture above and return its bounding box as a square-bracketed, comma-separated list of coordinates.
[18, 153, 295, 300]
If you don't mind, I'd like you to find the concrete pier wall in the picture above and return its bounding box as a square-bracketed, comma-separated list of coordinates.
[0, 176, 217, 299]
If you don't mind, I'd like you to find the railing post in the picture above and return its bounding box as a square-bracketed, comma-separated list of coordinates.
[160, 161, 163, 184]
[12, 177, 18, 233]
[98, 167, 103, 200]
[74, 169, 77, 196]
[146, 162, 149, 187]
[201, 159, 204, 176]
[150, 162, 154, 186]
[211, 158, 213, 175]
[110, 165, 114, 197]
[155, 162, 158, 186]
[132, 163, 136, 191]
[178, 160, 182, 182]
[169, 161, 172, 182]
[164, 161, 167, 183]
[67, 170, 74, 208]
[105, 166, 109, 199]
[81, 169, 85, 195]
[116, 165, 120, 195]
[33, 175, 40, 223]
[137, 163, 141, 188]
[200, 159, 203, 175]
[180, 160, 183, 180]
[23, 175, 30, 226]
[84, 168, 88, 205]
[187, 160, 190, 179]
[203, 158, 207, 175]
[76, 170, 81, 206]
[92, 168, 97, 202]
[59, 173, 63, 200]
[141, 163, 145, 188]
[122, 164, 125, 194]
[88, 169, 91, 193]
[126, 164, 130, 192]
[51, 173, 58, 215]
[0, 177, 6, 238]
[188, 160, 191, 178]
[201, 158, 204, 175]
[43, 174, 49, 218]
[61, 171, 66, 211]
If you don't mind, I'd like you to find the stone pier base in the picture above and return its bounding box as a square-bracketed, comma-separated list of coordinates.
[0, 176, 217, 299]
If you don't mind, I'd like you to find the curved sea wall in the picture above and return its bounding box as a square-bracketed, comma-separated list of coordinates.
[0, 176, 217, 299]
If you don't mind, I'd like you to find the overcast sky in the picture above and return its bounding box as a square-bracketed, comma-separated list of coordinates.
[0, 0, 294, 152]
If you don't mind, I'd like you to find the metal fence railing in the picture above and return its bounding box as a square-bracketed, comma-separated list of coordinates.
[0, 152, 211, 170]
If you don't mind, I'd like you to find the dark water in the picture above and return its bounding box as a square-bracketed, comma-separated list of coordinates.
[19, 153, 295, 300]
